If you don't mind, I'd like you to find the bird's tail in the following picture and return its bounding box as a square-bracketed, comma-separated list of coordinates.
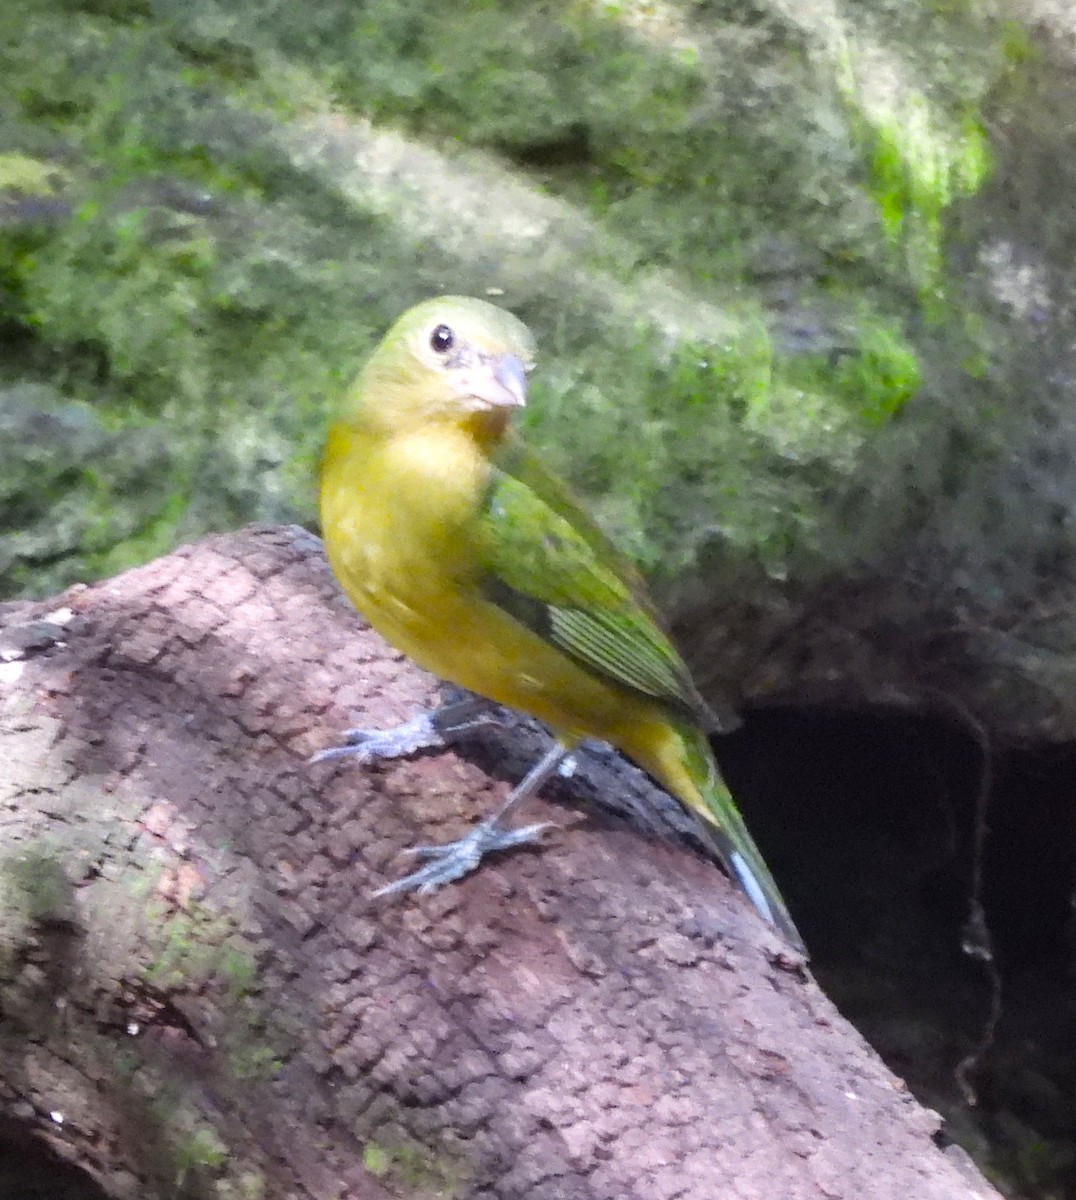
[635, 720, 803, 952]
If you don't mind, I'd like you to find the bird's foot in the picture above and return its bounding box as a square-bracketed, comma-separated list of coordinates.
[373, 819, 554, 897]
[308, 712, 444, 765]
[309, 697, 498, 766]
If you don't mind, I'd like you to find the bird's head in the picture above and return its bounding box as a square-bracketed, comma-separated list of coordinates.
[345, 296, 537, 438]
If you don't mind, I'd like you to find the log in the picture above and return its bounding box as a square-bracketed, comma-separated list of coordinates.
[0, 524, 1000, 1199]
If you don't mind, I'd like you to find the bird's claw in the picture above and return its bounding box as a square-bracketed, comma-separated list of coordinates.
[309, 699, 502, 766]
[308, 713, 443, 765]
[373, 820, 554, 897]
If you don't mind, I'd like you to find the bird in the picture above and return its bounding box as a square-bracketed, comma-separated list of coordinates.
[316, 295, 802, 949]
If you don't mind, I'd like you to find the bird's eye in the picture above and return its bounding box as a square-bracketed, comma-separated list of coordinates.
[429, 324, 454, 354]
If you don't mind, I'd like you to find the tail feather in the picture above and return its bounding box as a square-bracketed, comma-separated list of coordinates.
[635, 720, 804, 952]
[697, 801, 804, 952]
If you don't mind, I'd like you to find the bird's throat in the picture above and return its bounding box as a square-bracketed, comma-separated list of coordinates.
[463, 408, 512, 448]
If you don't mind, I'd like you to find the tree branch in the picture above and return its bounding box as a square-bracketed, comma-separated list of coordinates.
[0, 525, 999, 1199]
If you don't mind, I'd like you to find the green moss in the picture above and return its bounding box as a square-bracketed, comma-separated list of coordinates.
[833, 28, 993, 312]
[358, 1135, 469, 1195]
[998, 19, 1036, 68]
[174, 1124, 227, 1178]
[0, 0, 1029, 603]
[141, 901, 291, 1086]
[228, 1042, 283, 1083]
[144, 903, 254, 996]
[787, 319, 920, 429]
[0, 842, 75, 927]
[0, 152, 67, 195]
[362, 1142, 391, 1177]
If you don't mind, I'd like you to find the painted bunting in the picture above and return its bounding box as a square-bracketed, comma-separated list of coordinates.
[316, 296, 801, 948]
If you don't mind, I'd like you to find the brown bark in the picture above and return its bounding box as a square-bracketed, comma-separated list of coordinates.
[0, 524, 1000, 1200]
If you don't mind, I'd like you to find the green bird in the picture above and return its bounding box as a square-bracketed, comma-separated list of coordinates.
[316, 295, 802, 949]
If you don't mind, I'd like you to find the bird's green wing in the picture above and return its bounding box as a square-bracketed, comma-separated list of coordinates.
[476, 438, 732, 731]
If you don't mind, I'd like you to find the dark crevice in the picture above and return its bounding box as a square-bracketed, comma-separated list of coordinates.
[0, 1119, 110, 1200]
[720, 705, 1076, 1200]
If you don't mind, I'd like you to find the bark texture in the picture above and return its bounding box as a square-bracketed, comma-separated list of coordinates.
[0, 524, 1000, 1200]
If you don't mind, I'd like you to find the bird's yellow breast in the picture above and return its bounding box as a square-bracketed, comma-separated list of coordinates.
[321, 421, 484, 646]
[319, 420, 658, 743]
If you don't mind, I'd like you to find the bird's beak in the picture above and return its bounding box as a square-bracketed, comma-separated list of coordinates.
[456, 353, 529, 410]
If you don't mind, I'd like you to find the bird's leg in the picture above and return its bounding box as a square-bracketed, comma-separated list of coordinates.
[308, 695, 497, 765]
[373, 741, 571, 896]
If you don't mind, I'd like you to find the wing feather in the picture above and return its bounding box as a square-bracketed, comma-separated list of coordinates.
[476, 437, 735, 731]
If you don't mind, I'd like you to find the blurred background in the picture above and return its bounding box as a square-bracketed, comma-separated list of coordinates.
[2, 0, 1033, 601]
